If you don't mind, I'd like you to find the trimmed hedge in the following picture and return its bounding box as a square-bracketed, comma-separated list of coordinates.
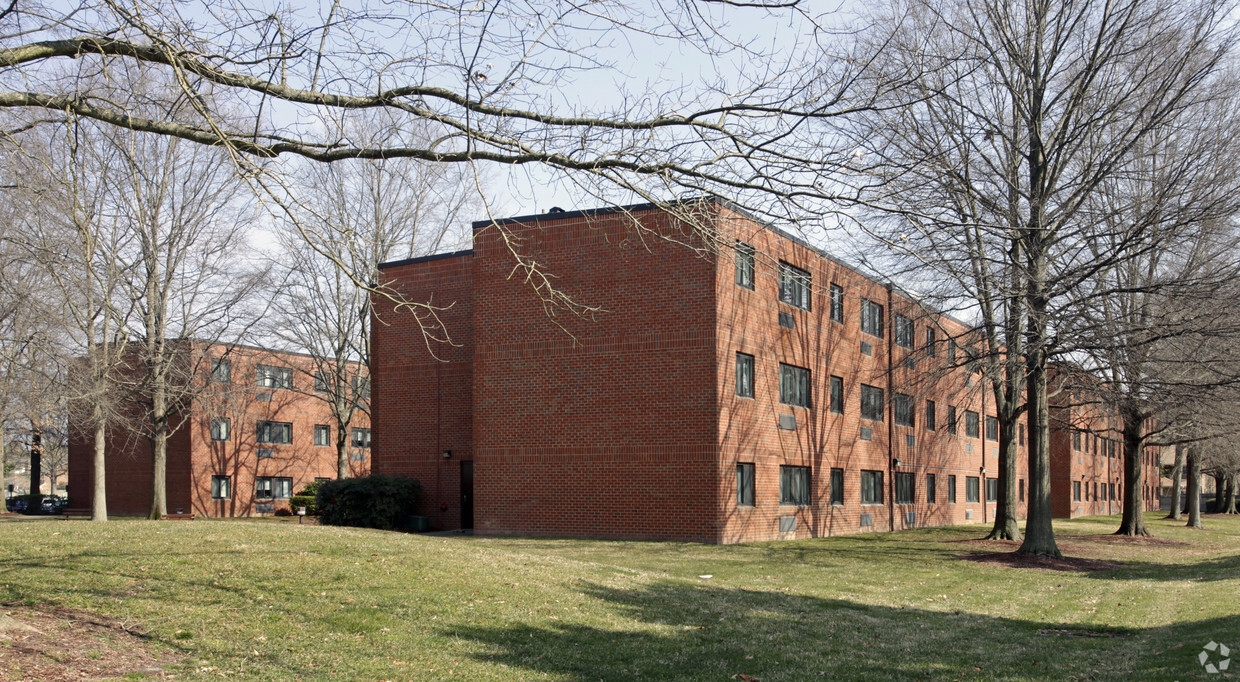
[289, 495, 317, 515]
[316, 475, 422, 531]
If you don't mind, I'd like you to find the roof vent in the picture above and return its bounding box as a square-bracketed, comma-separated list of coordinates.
[548, 206, 566, 213]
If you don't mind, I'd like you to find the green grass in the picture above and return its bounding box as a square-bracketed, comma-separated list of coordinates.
[1, 513, 1237, 680]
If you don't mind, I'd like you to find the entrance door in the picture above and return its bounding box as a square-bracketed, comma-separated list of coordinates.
[460, 460, 474, 529]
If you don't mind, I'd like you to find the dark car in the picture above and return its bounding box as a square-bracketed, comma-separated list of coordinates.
[36, 496, 67, 515]
[5, 497, 27, 513]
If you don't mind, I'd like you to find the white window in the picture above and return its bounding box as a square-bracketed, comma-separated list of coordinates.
[210, 418, 230, 442]
[778, 262, 811, 311]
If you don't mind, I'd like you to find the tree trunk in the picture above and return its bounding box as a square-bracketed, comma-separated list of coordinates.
[1017, 331, 1061, 557]
[337, 426, 349, 480]
[28, 424, 42, 496]
[91, 416, 108, 521]
[1186, 447, 1203, 528]
[1166, 444, 1183, 520]
[1210, 474, 1225, 512]
[986, 417, 1022, 540]
[1115, 409, 1149, 536]
[147, 386, 167, 520]
[1222, 472, 1237, 514]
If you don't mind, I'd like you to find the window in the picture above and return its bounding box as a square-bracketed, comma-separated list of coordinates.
[830, 468, 844, 505]
[256, 421, 292, 445]
[256, 476, 292, 500]
[314, 371, 330, 393]
[778, 262, 811, 310]
[1019, 423, 1025, 446]
[893, 314, 914, 349]
[1093, 481, 1098, 500]
[966, 476, 980, 503]
[736, 353, 755, 398]
[352, 428, 371, 449]
[861, 470, 884, 504]
[737, 463, 755, 506]
[965, 411, 980, 438]
[354, 375, 371, 400]
[829, 376, 844, 414]
[946, 405, 957, 435]
[986, 478, 998, 502]
[860, 299, 884, 338]
[860, 384, 884, 421]
[948, 475, 957, 503]
[948, 338, 958, 363]
[1110, 482, 1116, 500]
[735, 242, 755, 290]
[314, 424, 330, 447]
[211, 358, 231, 383]
[829, 284, 844, 323]
[985, 416, 998, 441]
[779, 363, 811, 408]
[925, 400, 936, 431]
[780, 465, 810, 506]
[895, 472, 914, 504]
[1073, 431, 1081, 450]
[1073, 481, 1082, 502]
[926, 473, 937, 504]
[211, 475, 230, 500]
[1019, 479, 1025, 502]
[1085, 481, 1090, 501]
[925, 328, 937, 356]
[256, 364, 293, 390]
[210, 417, 230, 442]
[894, 393, 914, 427]
[350, 451, 366, 462]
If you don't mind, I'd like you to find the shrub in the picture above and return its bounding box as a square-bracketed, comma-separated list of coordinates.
[316, 475, 422, 531]
[274, 507, 293, 517]
[289, 494, 317, 515]
[297, 480, 326, 498]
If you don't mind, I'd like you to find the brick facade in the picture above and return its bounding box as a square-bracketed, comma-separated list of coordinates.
[372, 200, 1160, 542]
[67, 344, 370, 517]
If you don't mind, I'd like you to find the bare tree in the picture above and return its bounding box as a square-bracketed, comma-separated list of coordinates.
[269, 113, 485, 479]
[1166, 444, 1184, 520]
[846, 0, 1239, 556]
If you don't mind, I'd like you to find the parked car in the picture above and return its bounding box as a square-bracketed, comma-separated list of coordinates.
[5, 496, 27, 513]
[37, 496, 68, 515]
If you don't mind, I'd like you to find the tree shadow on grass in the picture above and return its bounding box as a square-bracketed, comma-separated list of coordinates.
[442, 579, 1239, 681]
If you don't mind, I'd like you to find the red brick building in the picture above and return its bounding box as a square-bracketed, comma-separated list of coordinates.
[67, 344, 370, 517]
[372, 200, 1158, 542]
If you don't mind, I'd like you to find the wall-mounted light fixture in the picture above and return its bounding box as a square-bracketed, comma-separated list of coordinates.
[442, 450, 452, 459]
[892, 458, 902, 468]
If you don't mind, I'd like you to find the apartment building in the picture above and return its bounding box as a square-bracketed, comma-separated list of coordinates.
[66, 343, 370, 517]
[371, 199, 1157, 542]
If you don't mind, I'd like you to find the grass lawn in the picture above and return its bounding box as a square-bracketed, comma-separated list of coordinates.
[1, 512, 1237, 680]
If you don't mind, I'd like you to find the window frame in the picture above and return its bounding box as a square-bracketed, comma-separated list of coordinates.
[893, 393, 914, 427]
[948, 474, 957, 503]
[986, 477, 998, 502]
[925, 400, 936, 431]
[779, 363, 811, 408]
[830, 468, 844, 505]
[737, 463, 755, 506]
[256, 420, 293, 445]
[925, 327, 937, 356]
[860, 299, 884, 338]
[966, 476, 980, 503]
[734, 241, 755, 290]
[255, 476, 293, 500]
[894, 313, 914, 348]
[736, 352, 755, 399]
[860, 384, 884, 422]
[926, 473, 937, 504]
[829, 375, 844, 414]
[829, 284, 844, 323]
[965, 411, 980, 439]
[256, 364, 294, 390]
[210, 417, 230, 442]
[211, 475, 231, 500]
[314, 424, 331, 447]
[860, 470, 884, 505]
[210, 358, 231, 384]
[778, 262, 812, 311]
[780, 465, 811, 506]
[351, 427, 372, 449]
[985, 416, 999, 442]
[894, 472, 915, 504]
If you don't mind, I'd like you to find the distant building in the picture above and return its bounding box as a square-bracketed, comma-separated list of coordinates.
[371, 199, 1160, 542]
[67, 343, 370, 516]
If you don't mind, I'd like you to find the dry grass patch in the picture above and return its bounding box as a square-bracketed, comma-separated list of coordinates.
[0, 603, 174, 680]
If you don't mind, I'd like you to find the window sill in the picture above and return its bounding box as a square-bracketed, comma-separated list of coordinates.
[779, 503, 811, 508]
[861, 502, 884, 507]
